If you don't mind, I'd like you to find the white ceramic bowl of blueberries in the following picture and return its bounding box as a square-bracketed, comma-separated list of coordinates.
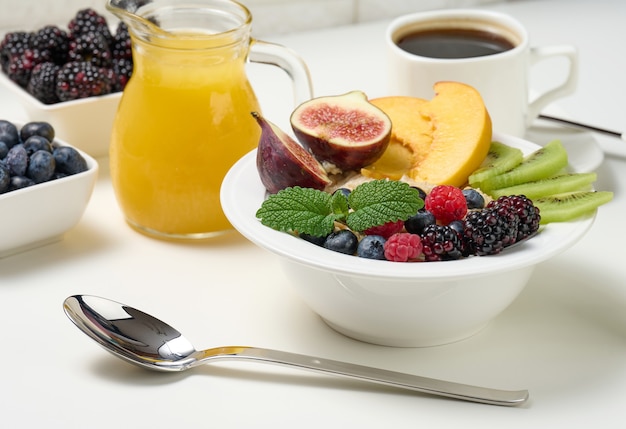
[221, 132, 596, 347]
[0, 119, 98, 258]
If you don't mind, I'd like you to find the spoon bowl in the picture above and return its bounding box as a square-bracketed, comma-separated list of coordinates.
[64, 295, 528, 406]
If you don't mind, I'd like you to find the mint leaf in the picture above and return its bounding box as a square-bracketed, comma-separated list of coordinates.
[330, 190, 349, 221]
[346, 180, 424, 231]
[255, 187, 338, 237]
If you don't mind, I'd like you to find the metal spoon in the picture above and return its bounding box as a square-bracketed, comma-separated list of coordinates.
[63, 294, 529, 406]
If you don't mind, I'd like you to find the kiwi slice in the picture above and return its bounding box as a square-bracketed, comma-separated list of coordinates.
[480, 140, 568, 192]
[489, 172, 597, 199]
[468, 141, 523, 188]
[534, 191, 613, 224]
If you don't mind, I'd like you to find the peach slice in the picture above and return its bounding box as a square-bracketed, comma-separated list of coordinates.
[363, 82, 492, 187]
[411, 82, 492, 187]
[362, 96, 430, 180]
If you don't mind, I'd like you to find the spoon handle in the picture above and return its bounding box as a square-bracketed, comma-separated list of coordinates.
[197, 346, 528, 406]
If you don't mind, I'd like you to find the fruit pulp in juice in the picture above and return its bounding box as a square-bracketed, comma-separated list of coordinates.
[110, 47, 260, 237]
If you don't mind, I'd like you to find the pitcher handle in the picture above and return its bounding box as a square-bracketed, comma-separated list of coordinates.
[249, 39, 314, 106]
[527, 45, 578, 127]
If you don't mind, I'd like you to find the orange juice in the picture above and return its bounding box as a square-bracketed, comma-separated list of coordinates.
[110, 33, 261, 238]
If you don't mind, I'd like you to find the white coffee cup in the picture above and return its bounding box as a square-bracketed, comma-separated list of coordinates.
[386, 9, 578, 137]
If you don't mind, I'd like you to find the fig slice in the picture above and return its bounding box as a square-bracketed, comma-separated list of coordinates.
[253, 112, 331, 194]
[290, 91, 392, 171]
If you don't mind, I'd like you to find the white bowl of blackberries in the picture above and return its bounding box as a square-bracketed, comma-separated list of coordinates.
[0, 119, 98, 258]
[0, 8, 131, 157]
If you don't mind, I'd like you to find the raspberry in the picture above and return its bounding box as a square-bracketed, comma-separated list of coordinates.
[425, 185, 468, 225]
[27, 62, 60, 104]
[363, 219, 404, 239]
[56, 61, 113, 101]
[487, 195, 540, 241]
[420, 224, 465, 261]
[384, 232, 423, 262]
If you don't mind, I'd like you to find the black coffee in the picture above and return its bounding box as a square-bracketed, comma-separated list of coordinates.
[397, 28, 516, 59]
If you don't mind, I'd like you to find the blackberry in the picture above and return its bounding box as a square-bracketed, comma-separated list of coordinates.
[111, 58, 133, 91]
[111, 23, 132, 61]
[56, 61, 113, 101]
[32, 25, 70, 65]
[68, 32, 112, 67]
[27, 62, 60, 104]
[0, 31, 33, 72]
[68, 8, 113, 46]
[487, 195, 540, 241]
[420, 224, 465, 261]
[463, 208, 518, 256]
[6, 48, 51, 88]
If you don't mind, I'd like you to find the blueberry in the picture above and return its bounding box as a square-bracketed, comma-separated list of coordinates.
[0, 141, 8, 159]
[463, 188, 485, 209]
[335, 187, 351, 199]
[404, 210, 436, 234]
[20, 121, 55, 143]
[53, 146, 87, 175]
[448, 220, 464, 235]
[6, 144, 28, 176]
[23, 135, 53, 155]
[357, 235, 387, 260]
[9, 175, 35, 191]
[411, 186, 428, 201]
[0, 120, 20, 149]
[323, 230, 358, 255]
[300, 232, 328, 247]
[27, 150, 56, 183]
[0, 163, 9, 193]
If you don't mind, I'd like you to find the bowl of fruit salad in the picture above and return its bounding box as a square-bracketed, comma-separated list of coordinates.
[0, 8, 130, 158]
[221, 87, 611, 347]
[0, 119, 98, 258]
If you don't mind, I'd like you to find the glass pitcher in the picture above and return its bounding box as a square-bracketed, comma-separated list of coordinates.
[107, 0, 312, 239]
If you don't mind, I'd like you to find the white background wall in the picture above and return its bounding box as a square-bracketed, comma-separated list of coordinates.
[0, 0, 502, 36]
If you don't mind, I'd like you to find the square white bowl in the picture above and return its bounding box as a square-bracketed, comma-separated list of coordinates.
[0, 72, 120, 158]
[0, 123, 99, 258]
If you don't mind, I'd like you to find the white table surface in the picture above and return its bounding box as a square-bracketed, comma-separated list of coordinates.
[1, 0, 625, 427]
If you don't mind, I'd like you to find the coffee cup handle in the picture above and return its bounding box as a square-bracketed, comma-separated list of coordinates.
[249, 39, 314, 107]
[527, 45, 578, 126]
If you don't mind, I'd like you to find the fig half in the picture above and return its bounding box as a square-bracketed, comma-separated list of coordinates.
[253, 112, 331, 194]
[290, 91, 392, 171]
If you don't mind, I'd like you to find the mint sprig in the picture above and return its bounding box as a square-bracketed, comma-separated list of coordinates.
[255, 180, 424, 237]
[346, 180, 423, 231]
